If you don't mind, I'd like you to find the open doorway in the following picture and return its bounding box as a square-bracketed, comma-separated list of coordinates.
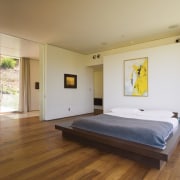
[93, 65, 103, 114]
[0, 56, 20, 112]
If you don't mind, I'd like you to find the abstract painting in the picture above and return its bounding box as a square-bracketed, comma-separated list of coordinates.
[124, 57, 148, 96]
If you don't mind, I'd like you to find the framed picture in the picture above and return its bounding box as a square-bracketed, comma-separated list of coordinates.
[124, 57, 148, 96]
[64, 74, 77, 88]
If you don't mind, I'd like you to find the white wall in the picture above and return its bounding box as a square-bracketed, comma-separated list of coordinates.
[104, 43, 180, 114]
[30, 59, 40, 111]
[44, 45, 93, 120]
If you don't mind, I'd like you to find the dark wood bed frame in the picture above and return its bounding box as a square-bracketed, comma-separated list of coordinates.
[55, 114, 180, 169]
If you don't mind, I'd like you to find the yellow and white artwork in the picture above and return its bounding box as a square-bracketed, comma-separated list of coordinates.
[124, 57, 148, 96]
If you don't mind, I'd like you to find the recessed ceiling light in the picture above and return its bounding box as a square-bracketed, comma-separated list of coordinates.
[101, 42, 107, 46]
[168, 24, 179, 29]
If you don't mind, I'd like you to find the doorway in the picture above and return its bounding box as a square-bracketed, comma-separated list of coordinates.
[93, 65, 103, 114]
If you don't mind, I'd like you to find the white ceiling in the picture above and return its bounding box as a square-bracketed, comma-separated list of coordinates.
[0, 0, 180, 58]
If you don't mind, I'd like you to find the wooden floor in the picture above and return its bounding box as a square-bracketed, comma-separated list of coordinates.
[1, 115, 180, 180]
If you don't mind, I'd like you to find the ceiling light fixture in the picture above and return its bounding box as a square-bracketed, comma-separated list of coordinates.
[92, 55, 96, 59]
[175, 38, 180, 43]
[168, 24, 179, 29]
[101, 42, 107, 46]
[92, 54, 101, 59]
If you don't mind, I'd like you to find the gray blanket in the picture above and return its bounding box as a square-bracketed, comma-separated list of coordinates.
[71, 114, 173, 149]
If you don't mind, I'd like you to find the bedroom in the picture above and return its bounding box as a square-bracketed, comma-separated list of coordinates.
[1, 0, 180, 179]
[1, 41, 180, 178]
[54, 40, 180, 170]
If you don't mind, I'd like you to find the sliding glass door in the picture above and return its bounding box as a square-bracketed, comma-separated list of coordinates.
[0, 56, 20, 112]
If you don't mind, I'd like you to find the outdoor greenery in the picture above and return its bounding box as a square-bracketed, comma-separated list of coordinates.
[0, 57, 17, 69]
[1, 86, 18, 95]
[0, 56, 19, 112]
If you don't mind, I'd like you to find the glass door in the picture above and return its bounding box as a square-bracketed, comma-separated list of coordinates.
[0, 56, 20, 112]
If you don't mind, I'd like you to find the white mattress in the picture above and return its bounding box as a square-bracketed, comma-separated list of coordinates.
[105, 112, 179, 133]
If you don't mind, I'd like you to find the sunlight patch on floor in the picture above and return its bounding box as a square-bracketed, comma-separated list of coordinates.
[0, 111, 39, 120]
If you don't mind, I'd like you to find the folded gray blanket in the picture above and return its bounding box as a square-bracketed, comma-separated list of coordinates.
[72, 114, 173, 149]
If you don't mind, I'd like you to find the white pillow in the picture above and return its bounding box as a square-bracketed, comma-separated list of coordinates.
[137, 110, 173, 118]
[110, 107, 140, 114]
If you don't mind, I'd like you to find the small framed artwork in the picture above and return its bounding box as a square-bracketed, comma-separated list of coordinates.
[124, 57, 148, 96]
[64, 74, 77, 88]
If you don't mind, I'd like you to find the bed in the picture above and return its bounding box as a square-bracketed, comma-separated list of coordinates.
[55, 108, 180, 169]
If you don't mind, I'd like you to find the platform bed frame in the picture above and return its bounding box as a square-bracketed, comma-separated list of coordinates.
[55, 118, 180, 169]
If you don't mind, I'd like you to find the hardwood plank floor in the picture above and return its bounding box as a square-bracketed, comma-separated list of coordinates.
[0, 115, 180, 180]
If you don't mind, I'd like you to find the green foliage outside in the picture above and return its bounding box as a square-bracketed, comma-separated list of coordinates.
[0, 56, 19, 111]
[0, 57, 17, 69]
[1, 86, 18, 95]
